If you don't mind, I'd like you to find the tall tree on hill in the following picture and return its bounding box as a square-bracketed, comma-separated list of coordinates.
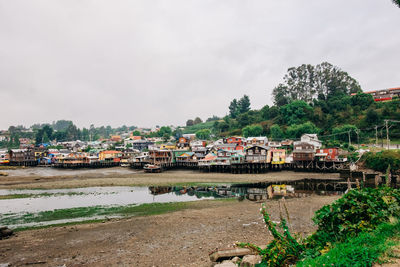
[272, 62, 361, 106]
[393, 0, 400, 7]
[194, 117, 203, 125]
[229, 95, 251, 118]
[238, 95, 251, 114]
[229, 99, 239, 118]
[186, 119, 194, 126]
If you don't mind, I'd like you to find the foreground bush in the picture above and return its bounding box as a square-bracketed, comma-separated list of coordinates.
[237, 204, 304, 267]
[298, 221, 400, 267]
[305, 187, 400, 254]
[239, 187, 400, 266]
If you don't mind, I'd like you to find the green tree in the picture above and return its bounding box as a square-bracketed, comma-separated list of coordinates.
[242, 124, 263, 138]
[280, 100, 313, 125]
[162, 133, 170, 142]
[172, 128, 183, 139]
[195, 129, 211, 140]
[193, 117, 203, 125]
[186, 119, 194, 126]
[229, 99, 239, 118]
[286, 122, 320, 139]
[393, 0, 400, 7]
[272, 62, 361, 105]
[270, 124, 284, 139]
[52, 120, 73, 131]
[332, 124, 358, 143]
[238, 95, 251, 114]
[351, 93, 374, 108]
[132, 130, 141, 136]
[158, 126, 172, 138]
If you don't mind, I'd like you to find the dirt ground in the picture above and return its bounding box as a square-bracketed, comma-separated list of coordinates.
[0, 196, 339, 267]
[0, 168, 340, 189]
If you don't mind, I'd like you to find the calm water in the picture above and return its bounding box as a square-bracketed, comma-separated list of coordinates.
[0, 186, 230, 214]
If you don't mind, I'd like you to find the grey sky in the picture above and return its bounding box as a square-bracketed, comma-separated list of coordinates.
[1, 0, 399, 130]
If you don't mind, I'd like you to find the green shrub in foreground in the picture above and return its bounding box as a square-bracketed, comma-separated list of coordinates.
[305, 186, 400, 254]
[297, 221, 400, 267]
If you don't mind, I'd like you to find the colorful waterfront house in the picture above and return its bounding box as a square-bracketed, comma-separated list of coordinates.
[99, 150, 122, 162]
[198, 152, 217, 166]
[245, 145, 269, 163]
[230, 153, 245, 164]
[268, 141, 282, 148]
[175, 152, 195, 163]
[148, 149, 173, 164]
[160, 142, 176, 150]
[245, 137, 268, 146]
[225, 136, 244, 146]
[300, 134, 322, 149]
[176, 137, 190, 150]
[0, 150, 10, 165]
[268, 149, 286, 164]
[215, 149, 236, 165]
[293, 142, 315, 162]
[315, 148, 346, 162]
[110, 135, 122, 142]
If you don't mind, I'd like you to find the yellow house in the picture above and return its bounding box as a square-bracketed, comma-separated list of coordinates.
[160, 143, 176, 150]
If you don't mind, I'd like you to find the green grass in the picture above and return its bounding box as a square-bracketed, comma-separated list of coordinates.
[1, 199, 236, 231]
[183, 121, 214, 134]
[297, 221, 400, 267]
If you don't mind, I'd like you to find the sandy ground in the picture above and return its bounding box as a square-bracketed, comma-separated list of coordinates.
[0, 196, 339, 267]
[0, 167, 340, 189]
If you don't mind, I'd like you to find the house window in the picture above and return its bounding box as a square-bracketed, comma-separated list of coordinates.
[329, 149, 333, 153]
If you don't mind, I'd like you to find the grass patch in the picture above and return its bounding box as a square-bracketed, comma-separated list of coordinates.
[297, 221, 400, 267]
[2, 199, 236, 230]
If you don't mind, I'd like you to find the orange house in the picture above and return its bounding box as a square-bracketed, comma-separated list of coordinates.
[99, 150, 122, 162]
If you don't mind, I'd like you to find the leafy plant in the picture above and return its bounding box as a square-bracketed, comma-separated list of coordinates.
[237, 204, 304, 266]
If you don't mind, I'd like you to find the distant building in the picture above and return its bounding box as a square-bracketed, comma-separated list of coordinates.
[352, 87, 400, 102]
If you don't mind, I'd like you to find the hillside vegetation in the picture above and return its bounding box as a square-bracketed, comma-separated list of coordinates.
[185, 62, 400, 143]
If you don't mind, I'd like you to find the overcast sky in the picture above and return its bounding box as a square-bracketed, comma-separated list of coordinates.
[0, 0, 399, 130]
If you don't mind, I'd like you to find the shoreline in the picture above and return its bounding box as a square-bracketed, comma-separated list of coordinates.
[0, 168, 341, 189]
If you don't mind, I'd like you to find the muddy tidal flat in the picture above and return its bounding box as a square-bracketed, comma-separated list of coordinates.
[0, 167, 340, 189]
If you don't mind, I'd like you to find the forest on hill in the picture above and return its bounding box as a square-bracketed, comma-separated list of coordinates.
[184, 62, 400, 144]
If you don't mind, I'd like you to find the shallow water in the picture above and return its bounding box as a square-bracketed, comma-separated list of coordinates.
[0, 186, 226, 214]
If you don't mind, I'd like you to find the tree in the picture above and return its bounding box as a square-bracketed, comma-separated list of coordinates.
[194, 117, 203, 125]
[272, 62, 361, 105]
[286, 122, 320, 139]
[162, 133, 170, 142]
[270, 125, 284, 139]
[52, 120, 73, 131]
[132, 130, 141, 136]
[158, 126, 172, 138]
[365, 109, 380, 125]
[186, 119, 194, 126]
[238, 95, 251, 114]
[196, 129, 211, 140]
[332, 124, 358, 143]
[172, 128, 183, 139]
[280, 100, 313, 125]
[351, 93, 374, 108]
[242, 124, 263, 138]
[229, 99, 239, 118]
[393, 0, 400, 7]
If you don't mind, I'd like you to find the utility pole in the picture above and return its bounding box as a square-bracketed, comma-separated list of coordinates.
[375, 125, 378, 147]
[385, 120, 390, 150]
[356, 129, 360, 149]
